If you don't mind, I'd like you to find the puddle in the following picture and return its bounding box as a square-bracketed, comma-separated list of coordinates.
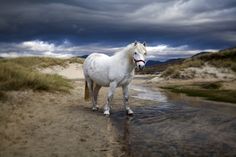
[130, 85, 167, 103]
[112, 84, 236, 157]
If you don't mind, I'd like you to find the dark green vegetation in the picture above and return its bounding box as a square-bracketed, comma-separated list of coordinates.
[0, 57, 83, 101]
[162, 81, 236, 103]
[0, 91, 7, 101]
[161, 47, 236, 78]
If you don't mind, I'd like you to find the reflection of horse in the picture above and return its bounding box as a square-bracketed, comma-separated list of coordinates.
[83, 42, 147, 115]
[123, 117, 132, 156]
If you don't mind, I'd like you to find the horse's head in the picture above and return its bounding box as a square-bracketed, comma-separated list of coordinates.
[132, 41, 147, 70]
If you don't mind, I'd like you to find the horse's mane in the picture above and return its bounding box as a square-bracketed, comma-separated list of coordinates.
[113, 42, 146, 59]
[113, 43, 135, 57]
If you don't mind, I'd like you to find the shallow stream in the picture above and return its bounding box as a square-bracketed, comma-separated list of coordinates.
[111, 82, 236, 157]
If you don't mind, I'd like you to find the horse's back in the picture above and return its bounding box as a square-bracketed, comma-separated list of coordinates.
[83, 53, 111, 86]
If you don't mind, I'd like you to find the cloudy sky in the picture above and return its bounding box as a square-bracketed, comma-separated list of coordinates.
[0, 0, 235, 61]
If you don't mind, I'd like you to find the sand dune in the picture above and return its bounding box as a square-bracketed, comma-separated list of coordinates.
[40, 63, 84, 80]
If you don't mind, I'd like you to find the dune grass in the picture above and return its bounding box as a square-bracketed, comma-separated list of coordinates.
[162, 82, 236, 103]
[0, 57, 82, 101]
[1, 56, 83, 68]
[0, 62, 71, 92]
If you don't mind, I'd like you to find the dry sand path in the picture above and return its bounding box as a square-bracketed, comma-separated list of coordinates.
[0, 64, 127, 157]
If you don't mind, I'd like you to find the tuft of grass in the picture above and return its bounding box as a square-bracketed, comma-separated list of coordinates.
[0, 91, 7, 102]
[182, 59, 204, 68]
[162, 82, 236, 103]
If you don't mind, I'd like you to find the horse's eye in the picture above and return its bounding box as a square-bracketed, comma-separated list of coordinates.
[134, 52, 137, 55]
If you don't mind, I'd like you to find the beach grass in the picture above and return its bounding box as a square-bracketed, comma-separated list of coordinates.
[0, 61, 72, 92]
[0, 57, 83, 101]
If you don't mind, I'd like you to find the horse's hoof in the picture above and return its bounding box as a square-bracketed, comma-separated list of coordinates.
[104, 110, 110, 116]
[92, 107, 99, 111]
[126, 109, 134, 116]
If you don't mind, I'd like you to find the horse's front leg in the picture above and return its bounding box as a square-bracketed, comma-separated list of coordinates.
[122, 84, 134, 115]
[104, 82, 117, 115]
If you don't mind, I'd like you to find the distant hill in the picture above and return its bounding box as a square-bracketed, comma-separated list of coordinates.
[79, 55, 89, 59]
[161, 47, 236, 79]
[137, 58, 184, 74]
[189, 48, 236, 61]
[145, 60, 162, 66]
[143, 58, 185, 67]
[219, 47, 236, 53]
[163, 58, 185, 64]
[191, 52, 211, 59]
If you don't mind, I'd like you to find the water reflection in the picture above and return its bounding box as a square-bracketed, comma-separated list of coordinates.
[130, 85, 167, 102]
[122, 117, 132, 157]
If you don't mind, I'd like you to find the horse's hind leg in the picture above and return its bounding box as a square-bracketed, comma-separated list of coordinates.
[86, 78, 96, 111]
[93, 84, 101, 110]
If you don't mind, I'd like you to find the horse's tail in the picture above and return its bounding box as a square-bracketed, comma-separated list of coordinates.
[84, 80, 90, 101]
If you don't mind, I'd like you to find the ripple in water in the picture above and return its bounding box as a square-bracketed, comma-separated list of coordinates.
[130, 85, 167, 103]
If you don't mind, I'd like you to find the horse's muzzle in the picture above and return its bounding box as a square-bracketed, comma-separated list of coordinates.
[136, 62, 145, 71]
[134, 59, 145, 71]
[138, 64, 144, 70]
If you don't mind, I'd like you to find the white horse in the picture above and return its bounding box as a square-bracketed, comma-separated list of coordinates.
[83, 42, 147, 115]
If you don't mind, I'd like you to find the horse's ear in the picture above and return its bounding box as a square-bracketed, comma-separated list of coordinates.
[134, 41, 137, 46]
[143, 42, 146, 47]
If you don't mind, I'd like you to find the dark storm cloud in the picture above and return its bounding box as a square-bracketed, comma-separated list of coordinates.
[0, 0, 235, 59]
